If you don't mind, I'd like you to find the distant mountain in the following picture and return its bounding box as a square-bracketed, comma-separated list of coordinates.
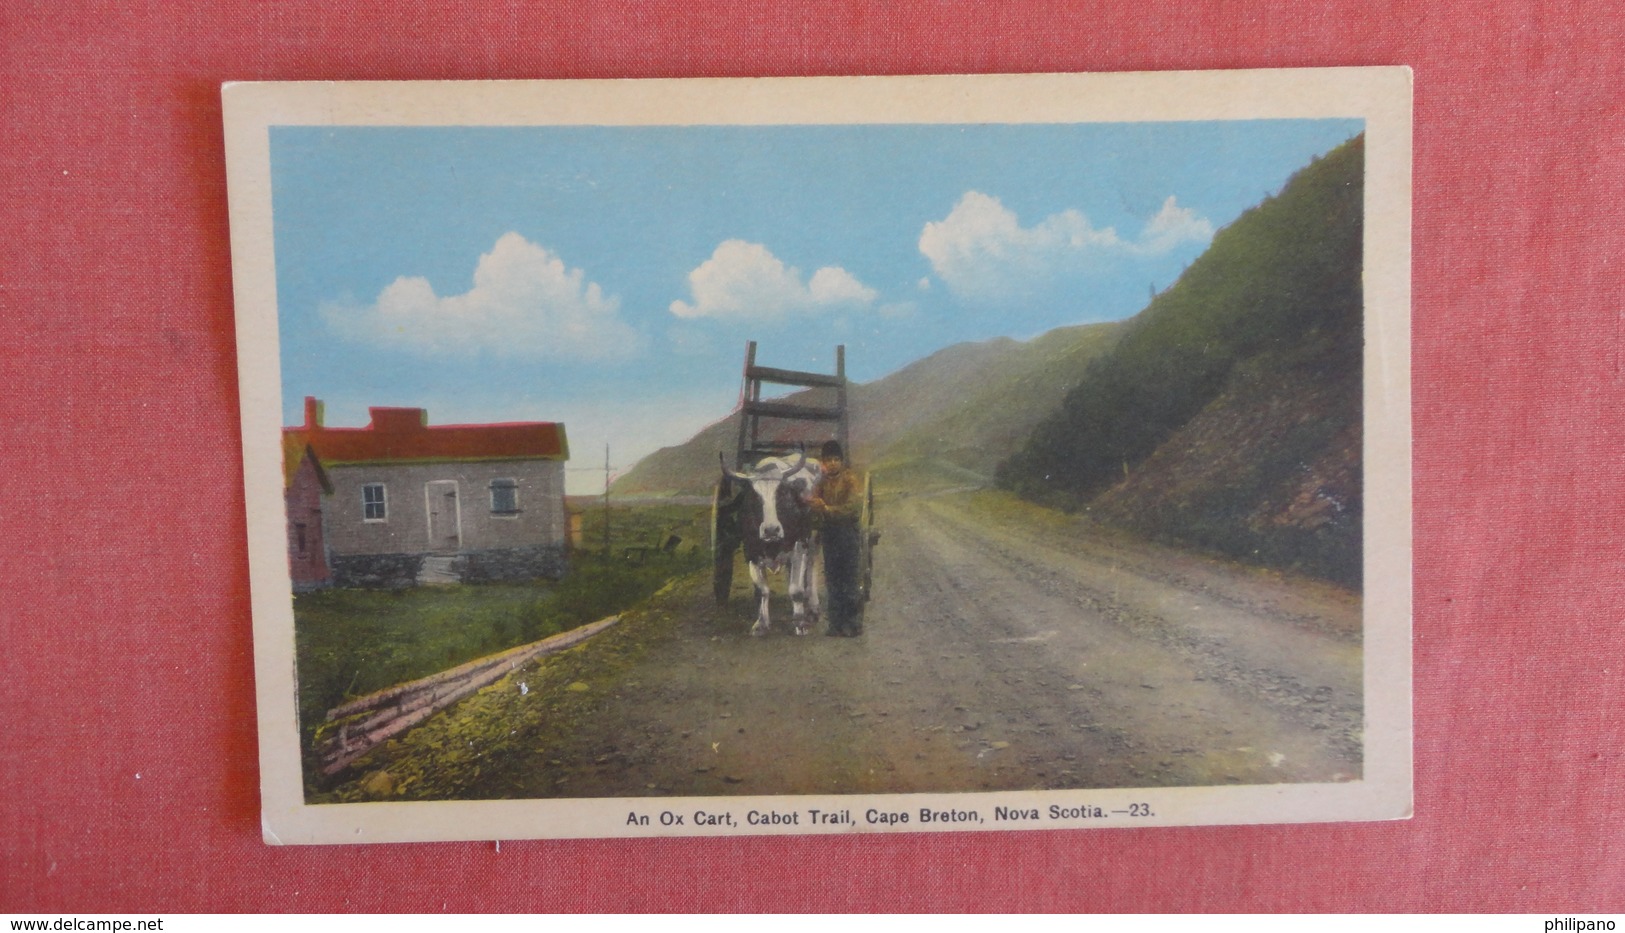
[999, 134, 1366, 585]
[610, 322, 1122, 496]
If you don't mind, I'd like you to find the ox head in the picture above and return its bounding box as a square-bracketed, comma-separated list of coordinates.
[722, 449, 820, 556]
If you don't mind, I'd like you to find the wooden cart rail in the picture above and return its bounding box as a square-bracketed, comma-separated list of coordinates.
[734, 341, 848, 470]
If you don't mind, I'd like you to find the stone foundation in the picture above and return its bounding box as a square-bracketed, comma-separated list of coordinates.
[330, 553, 424, 589]
[461, 545, 569, 583]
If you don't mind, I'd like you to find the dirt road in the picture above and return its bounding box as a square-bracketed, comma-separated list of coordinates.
[459, 488, 1363, 800]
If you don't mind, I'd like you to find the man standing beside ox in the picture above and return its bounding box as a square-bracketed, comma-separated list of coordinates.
[808, 440, 864, 637]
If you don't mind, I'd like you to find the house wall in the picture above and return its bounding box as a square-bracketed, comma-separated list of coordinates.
[322, 458, 566, 560]
[285, 457, 331, 592]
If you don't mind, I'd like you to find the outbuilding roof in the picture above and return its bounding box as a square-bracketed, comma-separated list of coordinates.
[283, 397, 569, 467]
[281, 438, 335, 492]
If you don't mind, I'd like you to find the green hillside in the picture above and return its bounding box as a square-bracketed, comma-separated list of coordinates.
[607, 415, 740, 498]
[997, 134, 1365, 584]
[875, 322, 1121, 479]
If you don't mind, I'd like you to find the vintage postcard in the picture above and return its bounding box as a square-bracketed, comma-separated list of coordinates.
[225, 70, 1412, 844]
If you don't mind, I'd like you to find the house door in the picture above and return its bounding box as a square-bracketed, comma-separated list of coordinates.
[425, 480, 461, 551]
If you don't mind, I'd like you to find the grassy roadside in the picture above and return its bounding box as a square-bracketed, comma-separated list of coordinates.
[295, 584, 560, 740]
[939, 486, 1362, 613]
[295, 502, 709, 792]
[307, 570, 711, 802]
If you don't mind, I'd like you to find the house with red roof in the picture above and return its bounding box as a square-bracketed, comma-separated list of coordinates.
[283, 397, 570, 587]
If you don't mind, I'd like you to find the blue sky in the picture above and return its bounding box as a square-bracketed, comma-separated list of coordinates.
[271, 119, 1361, 492]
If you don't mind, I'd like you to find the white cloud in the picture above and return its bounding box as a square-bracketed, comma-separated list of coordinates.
[917, 191, 1212, 304]
[670, 240, 878, 320]
[1140, 195, 1215, 254]
[918, 192, 1117, 303]
[323, 232, 641, 359]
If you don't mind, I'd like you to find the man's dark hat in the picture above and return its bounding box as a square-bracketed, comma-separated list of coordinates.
[820, 440, 844, 459]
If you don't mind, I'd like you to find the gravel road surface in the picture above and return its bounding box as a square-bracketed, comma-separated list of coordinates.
[483, 488, 1363, 799]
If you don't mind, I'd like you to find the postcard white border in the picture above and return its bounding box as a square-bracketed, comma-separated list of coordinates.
[225, 69, 1412, 845]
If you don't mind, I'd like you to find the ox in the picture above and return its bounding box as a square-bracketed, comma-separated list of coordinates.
[721, 450, 822, 636]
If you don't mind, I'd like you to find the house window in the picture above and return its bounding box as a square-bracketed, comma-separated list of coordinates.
[294, 522, 308, 556]
[490, 478, 519, 515]
[362, 483, 387, 521]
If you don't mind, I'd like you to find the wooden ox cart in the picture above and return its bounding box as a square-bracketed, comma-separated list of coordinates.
[711, 341, 877, 610]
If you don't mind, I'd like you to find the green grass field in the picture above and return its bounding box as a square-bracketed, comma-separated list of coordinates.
[293, 502, 710, 751]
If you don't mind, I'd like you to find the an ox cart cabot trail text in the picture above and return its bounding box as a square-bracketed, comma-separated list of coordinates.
[625, 802, 1153, 829]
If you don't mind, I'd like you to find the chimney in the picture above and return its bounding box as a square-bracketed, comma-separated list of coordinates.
[369, 407, 428, 433]
[303, 396, 323, 430]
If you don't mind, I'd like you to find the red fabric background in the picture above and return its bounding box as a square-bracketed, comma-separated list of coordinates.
[3, 0, 1621, 912]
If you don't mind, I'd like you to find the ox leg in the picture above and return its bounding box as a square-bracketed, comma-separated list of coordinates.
[788, 545, 811, 635]
[806, 533, 822, 628]
[788, 542, 819, 635]
[749, 561, 772, 636]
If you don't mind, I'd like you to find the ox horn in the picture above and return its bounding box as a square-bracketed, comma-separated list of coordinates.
[787, 445, 807, 475]
[719, 451, 751, 482]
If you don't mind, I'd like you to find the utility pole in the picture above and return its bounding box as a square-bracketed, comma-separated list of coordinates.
[566, 446, 618, 562]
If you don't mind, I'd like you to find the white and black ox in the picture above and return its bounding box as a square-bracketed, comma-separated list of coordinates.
[720, 450, 823, 636]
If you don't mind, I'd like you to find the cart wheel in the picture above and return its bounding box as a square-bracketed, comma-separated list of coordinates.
[859, 473, 876, 603]
[711, 478, 738, 604]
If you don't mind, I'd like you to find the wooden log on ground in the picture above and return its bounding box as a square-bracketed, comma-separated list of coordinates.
[316, 615, 621, 774]
[327, 635, 551, 720]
